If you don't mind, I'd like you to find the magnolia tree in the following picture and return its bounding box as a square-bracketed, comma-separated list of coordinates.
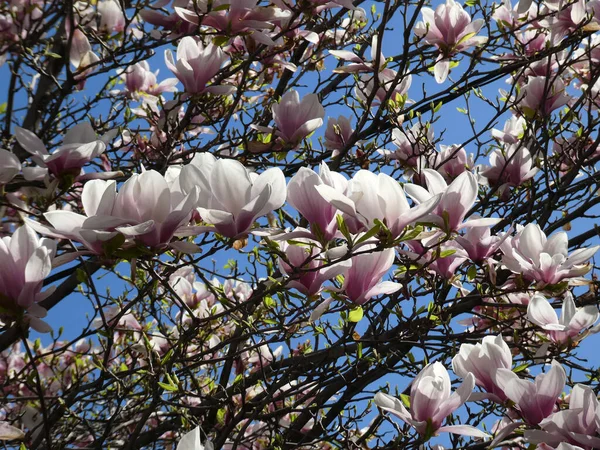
[1, 0, 600, 449]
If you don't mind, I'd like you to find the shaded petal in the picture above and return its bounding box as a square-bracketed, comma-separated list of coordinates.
[82, 180, 116, 216]
[527, 295, 559, 328]
[211, 160, 252, 216]
[0, 422, 24, 441]
[374, 392, 415, 424]
[314, 185, 357, 216]
[14, 127, 48, 157]
[437, 424, 491, 438]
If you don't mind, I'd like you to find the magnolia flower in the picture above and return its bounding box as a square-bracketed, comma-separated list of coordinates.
[0, 225, 56, 310]
[176, 0, 278, 46]
[324, 115, 354, 154]
[526, 384, 600, 449]
[378, 123, 434, 174]
[541, 0, 588, 43]
[15, 123, 116, 180]
[177, 425, 213, 450]
[316, 170, 440, 239]
[242, 342, 283, 373]
[414, 0, 487, 82]
[329, 35, 385, 74]
[375, 362, 488, 438]
[169, 267, 219, 309]
[280, 165, 347, 239]
[452, 335, 512, 402]
[481, 144, 537, 192]
[28, 171, 200, 252]
[341, 246, 401, 305]
[0, 149, 21, 184]
[518, 77, 571, 117]
[491, 116, 527, 144]
[330, 34, 412, 104]
[355, 68, 412, 106]
[278, 235, 350, 296]
[527, 293, 600, 345]
[223, 279, 253, 303]
[180, 154, 286, 238]
[165, 37, 233, 95]
[492, 0, 538, 27]
[286, 164, 350, 240]
[551, 136, 599, 174]
[98, 0, 126, 33]
[119, 61, 178, 97]
[500, 224, 599, 287]
[432, 144, 474, 181]
[427, 240, 469, 280]
[495, 360, 566, 425]
[405, 169, 496, 233]
[69, 29, 100, 88]
[272, 90, 325, 146]
[455, 224, 507, 263]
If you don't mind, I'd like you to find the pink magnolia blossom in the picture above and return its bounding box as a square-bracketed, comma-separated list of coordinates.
[0, 225, 56, 310]
[165, 37, 233, 95]
[491, 116, 526, 144]
[495, 360, 566, 425]
[180, 154, 286, 238]
[493, 0, 538, 27]
[287, 163, 348, 241]
[28, 170, 200, 252]
[500, 224, 599, 287]
[68, 29, 100, 89]
[15, 123, 116, 180]
[432, 144, 474, 181]
[118, 61, 178, 97]
[175, 0, 278, 47]
[375, 362, 489, 439]
[278, 235, 350, 296]
[527, 293, 600, 345]
[0, 149, 21, 184]
[427, 240, 469, 280]
[223, 279, 253, 303]
[481, 144, 537, 193]
[329, 35, 386, 74]
[455, 224, 507, 263]
[342, 246, 401, 305]
[379, 123, 434, 170]
[452, 334, 512, 402]
[355, 68, 412, 106]
[139, 0, 196, 35]
[526, 384, 600, 449]
[405, 169, 496, 233]
[0, 0, 43, 45]
[552, 136, 600, 174]
[518, 77, 571, 117]
[241, 342, 283, 374]
[414, 0, 488, 82]
[324, 115, 354, 154]
[571, 34, 600, 82]
[98, 0, 126, 34]
[316, 170, 440, 239]
[541, 0, 588, 43]
[272, 90, 325, 146]
[91, 305, 143, 344]
[169, 267, 210, 308]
